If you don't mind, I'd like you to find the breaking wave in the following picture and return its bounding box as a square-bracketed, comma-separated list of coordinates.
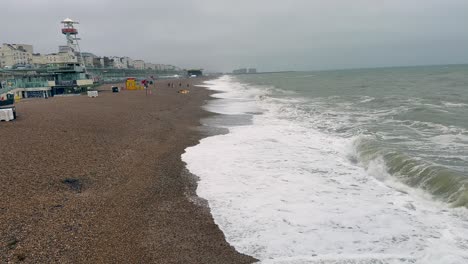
[353, 136, 468, 208]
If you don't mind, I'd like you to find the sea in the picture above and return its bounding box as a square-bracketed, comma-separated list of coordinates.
[182, 65, 468, 264]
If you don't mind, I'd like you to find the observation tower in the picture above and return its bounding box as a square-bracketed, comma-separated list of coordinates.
[61, 18, 86, 72]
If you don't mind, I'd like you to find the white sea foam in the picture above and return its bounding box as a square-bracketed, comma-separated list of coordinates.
[442, 102, 468, 108]
[359, 96, 375, 103]
[182, 76, 468, 263]
[198, 79, 265, 115]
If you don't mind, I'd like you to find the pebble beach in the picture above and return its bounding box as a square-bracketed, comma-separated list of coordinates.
[0, 78, 256, 263]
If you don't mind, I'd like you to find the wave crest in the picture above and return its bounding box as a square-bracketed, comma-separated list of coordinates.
[353, 136, 468, 208]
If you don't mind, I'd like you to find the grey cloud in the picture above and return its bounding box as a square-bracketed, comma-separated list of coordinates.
[1, 0, 467, 72]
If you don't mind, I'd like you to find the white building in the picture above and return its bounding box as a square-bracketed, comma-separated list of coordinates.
[145, 62, 157, 70]
[45, 52, 78, 65]
[133, 60, 145, 70]
[0, 43, 33, 68]
[109, 56, 127, 69]
[123, 57, 133, 68]
[83, 56, 94, 67]
[32, 53, 47, 66]
[92, 57, 104, 68]
[80, 52, 96, 67]
[120, 57, 132, 68]
[156, 64, 177, 71]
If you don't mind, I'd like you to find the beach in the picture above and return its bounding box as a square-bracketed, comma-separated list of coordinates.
[0, 78, 256, 263]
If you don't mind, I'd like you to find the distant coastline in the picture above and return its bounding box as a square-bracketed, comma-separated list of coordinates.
[228, 63, 468, 76]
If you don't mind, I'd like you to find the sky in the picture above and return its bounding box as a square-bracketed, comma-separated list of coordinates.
[1, 0, 468, 72]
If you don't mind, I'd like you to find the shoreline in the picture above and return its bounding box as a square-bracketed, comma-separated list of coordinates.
[0, 78, 256, 263]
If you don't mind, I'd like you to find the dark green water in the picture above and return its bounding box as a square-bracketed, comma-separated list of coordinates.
[235, 65, 468, 207]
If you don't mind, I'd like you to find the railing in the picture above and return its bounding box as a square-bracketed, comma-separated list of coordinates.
[46, 65, 84, 73]
[0, 80, 49, 92]
[20, 82, 49, 88]
[0, 86, 16, 95]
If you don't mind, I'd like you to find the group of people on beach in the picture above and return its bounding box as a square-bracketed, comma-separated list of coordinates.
[168, 82, 190, 88]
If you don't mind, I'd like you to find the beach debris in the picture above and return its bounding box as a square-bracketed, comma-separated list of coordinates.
[178, 89, 189, 94]
[87, 91, 98, 98]
[0, 108, 15, 121]
[15, 253, 26, 261]
[51, 204, 63, 209]
[6, 238, 18, 250]
[62, 178, 82, 192]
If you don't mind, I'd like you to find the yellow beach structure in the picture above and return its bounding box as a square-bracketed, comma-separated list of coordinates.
[125, 77, 144, 90]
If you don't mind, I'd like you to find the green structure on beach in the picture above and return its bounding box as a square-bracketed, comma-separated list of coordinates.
[0, 63, 92, 98]
[187, 69, 203, 77]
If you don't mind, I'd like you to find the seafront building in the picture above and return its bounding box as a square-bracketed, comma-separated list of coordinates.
[1, 41, 179, 74]
[110, 56, 128, 69]
[232, 68, 257, 74]
[0, 18, 92, 99]
[0, 44, 77, 69]
[1, 18, 185, 101]
[133, 60, 145, 70]
[92, 57, 104, 68]
[0, 42, 178, 73]
[45, 52, 78, 65]
[32, 53, 48, 66]
[232, 68, 247, 74]
[0, 44, 33, 68]
[80, 52, 97, 67]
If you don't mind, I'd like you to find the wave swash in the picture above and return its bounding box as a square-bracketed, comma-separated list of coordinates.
[183, 67, 468, 264]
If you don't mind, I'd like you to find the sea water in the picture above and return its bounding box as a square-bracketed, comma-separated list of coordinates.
[182, 65, 468, 264]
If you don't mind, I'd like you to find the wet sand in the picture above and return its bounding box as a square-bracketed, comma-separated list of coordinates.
[0, 78, 256, 263]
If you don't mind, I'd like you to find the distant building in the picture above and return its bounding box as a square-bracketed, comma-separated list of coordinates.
[45, 52, 77, 65]
[0, 43, 183, 72]
[32, 53, 47, 66]
[233, 68, 247, 74]
[0, 43, 83, 68]
[92, 57, 104, 68]
[0, 43, 33, 68]
[133, 60, 145, 70]
[80, 52, 97, 67]
[121, 57, 132, 68]
[158, 64, 168, 71]
[109, 56, 125, 69]
[155, 64, 164, 71]
[103, 56, 113, 68]
[233, 68, 257, 74]
[145, 62, 156, 70]
[13, 44, 33, 53]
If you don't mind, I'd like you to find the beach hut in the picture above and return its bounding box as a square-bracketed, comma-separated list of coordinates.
[125, 77, 143, 90]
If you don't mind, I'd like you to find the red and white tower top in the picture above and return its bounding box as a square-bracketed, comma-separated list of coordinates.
[61, 18, 79, 35]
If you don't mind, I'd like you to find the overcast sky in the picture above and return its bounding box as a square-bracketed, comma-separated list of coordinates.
[1, 0, 467, 72]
